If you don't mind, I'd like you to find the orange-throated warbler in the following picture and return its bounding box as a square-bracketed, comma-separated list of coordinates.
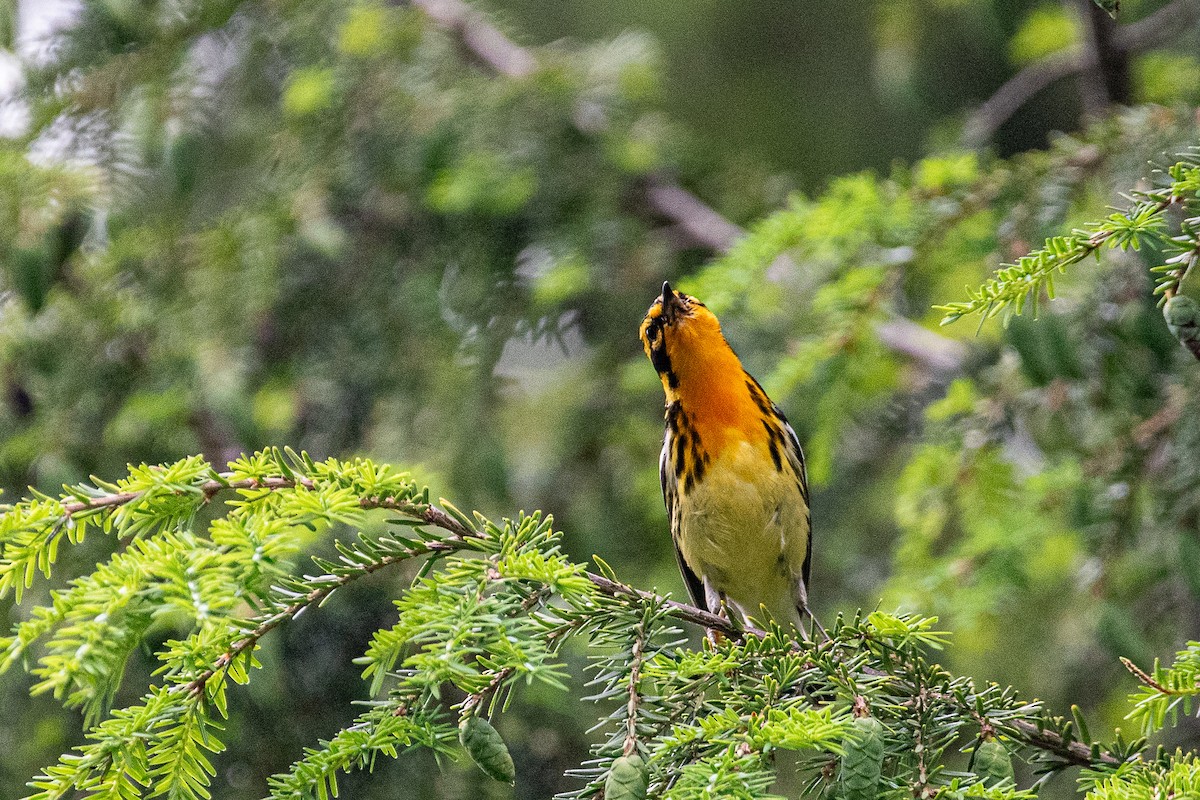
[640, 282, 816, 636]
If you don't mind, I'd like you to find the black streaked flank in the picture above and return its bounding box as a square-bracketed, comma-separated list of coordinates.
[665, 400, 681, 429]
[746, 377, 774, 416]
[689, 438, 706, 485]
[763, 420, 783, 472]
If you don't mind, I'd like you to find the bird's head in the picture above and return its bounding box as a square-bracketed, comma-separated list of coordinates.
[640, 282, 727, 392]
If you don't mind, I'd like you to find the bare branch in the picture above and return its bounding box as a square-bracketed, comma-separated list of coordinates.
[642, 176, 748, 253]
[875, 317, 970, 377]
[404, 0, 968, 377]
[963, 0, 1200, 148]
[408, 0, 535, 78]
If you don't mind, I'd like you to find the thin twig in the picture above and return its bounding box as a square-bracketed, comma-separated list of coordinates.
[912, 684, 931, 796]
[460, 583, 559, 715]
[622, 612, 650, 756]
[1120, 656, 1178, 695]
[28, 473, 1132, 771]
[1009, 718, 1124, 767]
[963, 0, 1200, 147]
[185, 524, 458, 697]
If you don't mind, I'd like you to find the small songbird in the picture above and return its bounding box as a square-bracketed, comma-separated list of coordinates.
[640, 282, 814, 635]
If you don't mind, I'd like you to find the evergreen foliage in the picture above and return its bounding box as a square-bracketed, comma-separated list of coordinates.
[1, 450, 1194, 800]
[937, 148, 1200, 330]
[2, 0, 1200, 798]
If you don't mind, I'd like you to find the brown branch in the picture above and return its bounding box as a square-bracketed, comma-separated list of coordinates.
[622, 613, 649, 756]
[1120, 655, 1178, 694]
[28, 471, 1134, 772]
[963, 0, 1200, 148]
[1009, 718, 1124, 767]
[60, 475, 314, 517]
[585, 570, 740, 636]
[1131, 385, 1186, 448]
[403, 0, 968, 378]
[460, 665, 516, 715]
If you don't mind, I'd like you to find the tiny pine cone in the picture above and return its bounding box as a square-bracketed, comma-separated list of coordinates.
[839, 716, 884, 800]
[604, 754, 649, 800]
[974, 739, 1015, 787]
[459, 715, 516, 784]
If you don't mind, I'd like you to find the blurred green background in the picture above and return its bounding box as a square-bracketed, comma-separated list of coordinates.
[1, 0, 1200, 796]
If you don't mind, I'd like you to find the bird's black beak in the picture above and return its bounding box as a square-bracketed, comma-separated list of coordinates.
[661, 281, 685, 323]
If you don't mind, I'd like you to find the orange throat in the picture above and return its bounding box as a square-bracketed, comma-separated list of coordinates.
[662, 330, 765, 457]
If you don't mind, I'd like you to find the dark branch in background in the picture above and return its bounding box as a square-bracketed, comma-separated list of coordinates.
[1075, 0, 1132, 114]
[962, 0, 1200, 148]
[405, 0, 969, 377]
[410, 0, 536, 77]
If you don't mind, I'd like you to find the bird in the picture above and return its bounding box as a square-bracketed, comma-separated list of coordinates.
[639, 281, 814, 637]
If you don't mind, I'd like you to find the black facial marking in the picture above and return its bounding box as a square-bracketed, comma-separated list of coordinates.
[650, 342, 672, 376]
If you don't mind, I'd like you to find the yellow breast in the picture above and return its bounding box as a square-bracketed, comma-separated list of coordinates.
[674, 437, 809, 627]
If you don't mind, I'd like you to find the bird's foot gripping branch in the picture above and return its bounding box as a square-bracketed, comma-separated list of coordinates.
[0, 450, 1189, 799]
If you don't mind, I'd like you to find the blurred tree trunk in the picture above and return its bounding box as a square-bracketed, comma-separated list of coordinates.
[1075, 0, 1132, 113]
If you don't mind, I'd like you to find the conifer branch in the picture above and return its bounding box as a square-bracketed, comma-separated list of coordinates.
[182, 531, 456, 699]
[1009, 719, 1123, 768]
[0, 463, 1134, 774]
[38, 471, 739, 637]
[0, 455, 1145, 798]
[938, 149, 1200, 326]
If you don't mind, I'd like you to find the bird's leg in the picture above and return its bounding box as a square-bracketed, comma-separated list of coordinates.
[798, 604, 830, 643]
[703, 578, 732, 647]
[791, 578, 828, 643]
